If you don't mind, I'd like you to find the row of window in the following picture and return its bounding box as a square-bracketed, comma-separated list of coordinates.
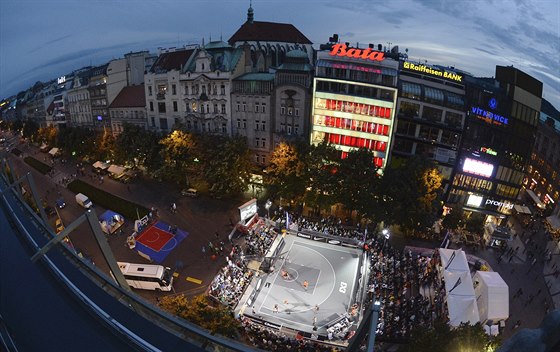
[322, 132, 388, 152]
[316, 60, 397, 87]
[400, 82, 464, 109]
[315, 80, 395, 102]
[255, 137, 267, 149]
[148, 84, 227, 97]
[315, 98, 392, 119]
[69, 105, 90, 114]
[280, 106, 300, 116]
[67, 93, 89, 102]
[399, 101, 464, 128]
[396, 120, 460, 148]
[235, 102, 267, 113]
[110, 110, 145, 119]
[314, 115, 391, 136]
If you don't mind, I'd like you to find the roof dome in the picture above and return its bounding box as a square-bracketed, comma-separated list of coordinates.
[204, 41, 232, 50]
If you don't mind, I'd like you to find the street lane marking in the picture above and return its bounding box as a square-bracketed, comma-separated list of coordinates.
[186, 276, 202, 284]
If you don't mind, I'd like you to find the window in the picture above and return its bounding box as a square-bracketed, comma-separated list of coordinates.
[202, 85, 206, 95]
[261, 138, 266, 148]
[150, 116, 155, 127]
[243, 103, 247, 112]
[157, 84, 166, 94]
[261, 121, 266, 131]
[255, 103, 260, 113]
[424, 87, 444, 105]
[255, 120, 260, 131]
[221, 85, 225, 95]
[281, 106, 285, 115]
[158, 102, 166, 113]
[294, 124, 299, 134]
[221, 104, 226, 114]
[287, 125, 292, 135]
[236, 102, 240, 112]
[173, 101, 178, 112]
[214, 104, 218, 113]
[149, 102, 154, 112]
[422, 106, 443, 123]
[184, 85, 188, 95]
[399, 101, 420, 118]
[401, 82, 421, 100]
[255, 137, 260, 147]
[262, 103, 266, 114]
[148, 86, 153, 96]
[295, 108, 299, 116]
[243, 119, 247, 129]
[444, 111, 463, 129]
[288, 108, 293, 116]
[172, 84, 176, 95]
[159, 118, 168, 130]
[237, 119, 241, 128]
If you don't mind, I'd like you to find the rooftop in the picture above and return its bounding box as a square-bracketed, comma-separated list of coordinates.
[109, 84, 145, 108]
[229, 21, 312, 45]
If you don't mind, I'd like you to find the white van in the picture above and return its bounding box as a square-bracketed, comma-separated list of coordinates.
[75, 193, 93, 209]
[116, 262, 174, 291]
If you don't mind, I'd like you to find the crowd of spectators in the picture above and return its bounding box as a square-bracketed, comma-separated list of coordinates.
[209, 261, 253, 308]
[244, 220, 279, 257]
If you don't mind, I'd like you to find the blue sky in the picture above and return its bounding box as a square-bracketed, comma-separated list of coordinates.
[1, 0, 559, 108]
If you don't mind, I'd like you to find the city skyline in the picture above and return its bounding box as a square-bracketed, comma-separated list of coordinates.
[0, 0, 558, 108]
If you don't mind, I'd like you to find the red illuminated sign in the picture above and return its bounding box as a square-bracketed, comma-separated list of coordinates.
[329, 43, 385, 62]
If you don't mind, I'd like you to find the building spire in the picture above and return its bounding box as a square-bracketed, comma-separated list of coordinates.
[247, 0, 254, 23]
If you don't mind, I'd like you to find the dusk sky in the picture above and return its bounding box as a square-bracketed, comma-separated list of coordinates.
[1, 0, 559, 108]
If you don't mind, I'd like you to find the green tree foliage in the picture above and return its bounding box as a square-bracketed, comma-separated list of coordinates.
[57, 127, 95, 159]
[403, 322, 497, 352]
[442, 205, 465, 230]
[114, 123, 161, 169]
[203, 136, 253, 196]
[465, 213, 485, 234]
[380, 156, 443, 233]
[22, 120, 40, 140]
[159, 130, 196, 184]
[158, 294, 240, 338]
[335, 148, 380, 220]
[302, 141, 340, 213]
[265, 142, 307, 202]
[92, 128, 115, 161]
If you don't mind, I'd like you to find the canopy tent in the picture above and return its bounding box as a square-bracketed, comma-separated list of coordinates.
[473, 271, 509, 323]
[439, 248, 470, 272]
[514, 204, 532, 215]
[526, 189, 546, 209]
[107, 164, 126, 177]
[48, 147, 59, 157]
[92, 161, 110, 171]
[443, 270, 475, 296]
[447, 296, 480, 327]
[545, 204, 560, 236]
[99, 210, 125, 235]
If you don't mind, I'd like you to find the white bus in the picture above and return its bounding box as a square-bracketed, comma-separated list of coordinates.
[116, 262, 174, 291]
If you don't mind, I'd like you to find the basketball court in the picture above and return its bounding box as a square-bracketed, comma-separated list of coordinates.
[134, 220, 188, 264]
[239, 233, 364, 341]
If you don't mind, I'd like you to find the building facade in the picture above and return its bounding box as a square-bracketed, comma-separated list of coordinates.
[310, 43, 399, 169]
[447, 66, 543, 223]
[88, 64, 110, 130]
[109, 84, 147, 135]
[393, 61, 466, 189]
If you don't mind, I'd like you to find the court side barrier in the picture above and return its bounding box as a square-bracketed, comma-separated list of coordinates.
[292, 229, 362, 248]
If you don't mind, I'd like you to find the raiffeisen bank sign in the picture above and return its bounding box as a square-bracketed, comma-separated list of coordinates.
[402, 61, 463, 82]
[329, 43, 385, 61]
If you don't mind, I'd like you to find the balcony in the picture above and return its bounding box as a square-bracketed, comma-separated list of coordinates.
[157, 92, 166, 100]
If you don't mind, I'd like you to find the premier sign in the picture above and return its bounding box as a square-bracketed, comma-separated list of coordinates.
[329, 43, 385, 62]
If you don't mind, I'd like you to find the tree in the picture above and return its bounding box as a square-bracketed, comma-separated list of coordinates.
[22, 120, 40, 140]
[465, 213, 485, 234]
[302, 141, 340, 213]
[335, 148, 380, 221]
[442, 205, 465, 231]
[265, 142, 307, 203]
[114, 123, 160, 168]
[203, 136, 253, 196]
[379, 156, 443, 234]
[159, 130, 196, 184]
[158, 294, 240, 338]
[403, 322, 497, 352]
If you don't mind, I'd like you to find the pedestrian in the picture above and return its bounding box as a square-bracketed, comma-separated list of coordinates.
[314, 304, 320, 312]
[202, 246, 206, 256]
[273, 304, 279, 313]
[215, 232, 220, 240]
[303, 280, 309, 290]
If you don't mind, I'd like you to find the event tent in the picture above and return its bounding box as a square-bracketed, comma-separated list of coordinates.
[107, 164, 126, 177]
[473, 271, 509, 323]
[99, 210, 125, 235]
[93, 161, 110, 172]
[447, 295, 480, 327]
[439, 248, 470, 272]
[48, 147, 60, 157]
[443, 270, 475, 296]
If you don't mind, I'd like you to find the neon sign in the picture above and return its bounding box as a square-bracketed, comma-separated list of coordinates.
[402, 61, 462, 82]
[329, 43, 385, 62]
[471, 106, 508, 126]
[485, 198, 514, 210]
[480, 147, 497, 156]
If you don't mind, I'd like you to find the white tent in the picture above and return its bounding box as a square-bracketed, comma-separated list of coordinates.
[107, 164, 126, 176]
[447, 295, 480, 327]
[443, 270, 475, 296]
[473, 271, 509, 323]
[48, 147, 59, 156]
[92, 161, 109, 171]
[439, 248, 470, 272]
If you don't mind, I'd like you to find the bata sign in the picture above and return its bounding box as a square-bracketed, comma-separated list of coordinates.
[403, 61, 462, 82]
[329, 43, 385, 61]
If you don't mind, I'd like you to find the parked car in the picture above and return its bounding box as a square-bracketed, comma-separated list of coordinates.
[44, 206, 56, 217]
[181, 188, 199, 197]
[55, 219, 65, 234]
[55, 198, 66, 209]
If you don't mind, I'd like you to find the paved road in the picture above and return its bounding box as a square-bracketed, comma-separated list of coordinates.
[5, 133, 246, 303]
